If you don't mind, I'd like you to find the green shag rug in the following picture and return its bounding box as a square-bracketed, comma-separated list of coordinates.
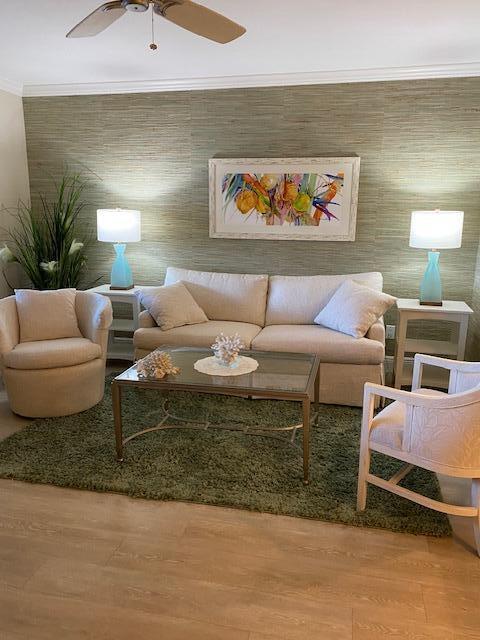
[0, 377, 450, 537]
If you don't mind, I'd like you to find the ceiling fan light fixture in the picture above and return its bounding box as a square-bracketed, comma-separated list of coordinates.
[122, 0, 149, 12]
[67, 0, 246, 43]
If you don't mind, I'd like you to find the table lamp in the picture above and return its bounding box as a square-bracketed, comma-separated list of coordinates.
[409, 209, 463, 306]
[97, 208, 141, 290]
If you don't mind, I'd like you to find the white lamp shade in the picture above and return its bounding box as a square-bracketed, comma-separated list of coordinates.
[409, 210, 464, 249]
[97, 209, 141, 243]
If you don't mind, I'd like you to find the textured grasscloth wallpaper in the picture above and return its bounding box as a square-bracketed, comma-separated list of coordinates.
[470, 246, 480, 358]
[23, 77, 480, 347]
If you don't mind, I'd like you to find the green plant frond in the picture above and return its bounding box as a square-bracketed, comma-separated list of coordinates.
[2, 171, 92, 290]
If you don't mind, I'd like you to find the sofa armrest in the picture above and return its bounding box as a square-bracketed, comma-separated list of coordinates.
[366, 317, 385, 344]
[138, 310, 156, 328]
[76, 291, 113, 353]
[0, 296, 19, 368]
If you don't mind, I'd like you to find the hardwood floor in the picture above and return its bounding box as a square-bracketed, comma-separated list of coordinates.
[1, 384, 479, 639]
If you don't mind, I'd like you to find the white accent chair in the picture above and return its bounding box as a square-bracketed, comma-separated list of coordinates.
[357, 353, 480, 556]
[0, 291, 112, 418]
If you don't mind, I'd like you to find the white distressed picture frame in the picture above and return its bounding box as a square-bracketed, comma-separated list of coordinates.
[209, 157, 360, 241]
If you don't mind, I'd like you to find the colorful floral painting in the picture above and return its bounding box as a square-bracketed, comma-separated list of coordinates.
[209, 158, 360, 241]
[222, 172, 344, 227]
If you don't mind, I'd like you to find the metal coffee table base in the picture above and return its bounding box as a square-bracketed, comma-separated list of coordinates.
[112, 385, 319, 485]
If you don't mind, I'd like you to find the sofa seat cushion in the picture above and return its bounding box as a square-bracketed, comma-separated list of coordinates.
[251, 324, 384, 365]
[370, 389, 446, 451]
[134, 320, 262, 352]
[4, 337, 101, 370]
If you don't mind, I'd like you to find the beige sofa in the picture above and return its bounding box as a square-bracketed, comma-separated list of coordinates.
[0, 291, 112, 417]
[134, 267, 386, 407]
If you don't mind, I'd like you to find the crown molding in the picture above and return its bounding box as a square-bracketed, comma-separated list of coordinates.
[21, 61, 480, 97]
[0, 76, 23, 96]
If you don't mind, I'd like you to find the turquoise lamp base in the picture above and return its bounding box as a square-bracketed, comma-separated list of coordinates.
[419, 250, 442, 306]
[110, 243, 134, 290]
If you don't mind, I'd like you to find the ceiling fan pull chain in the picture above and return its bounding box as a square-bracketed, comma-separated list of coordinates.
[149, 4, 158, 50]
[150, 4, 158, 51]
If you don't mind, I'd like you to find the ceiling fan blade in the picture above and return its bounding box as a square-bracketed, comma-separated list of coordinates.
[153, 0, 246, 44]
[67, 1, 126, 38]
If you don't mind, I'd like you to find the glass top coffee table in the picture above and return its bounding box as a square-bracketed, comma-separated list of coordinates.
[112, 347, 320, 484]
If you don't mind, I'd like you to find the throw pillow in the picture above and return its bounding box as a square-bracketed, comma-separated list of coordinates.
[15, 288, 82, 343]
[136, 282, 208, 331]
[314, 279, 396, 338]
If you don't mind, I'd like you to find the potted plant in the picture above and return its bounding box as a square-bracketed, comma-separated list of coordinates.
[0, 173, 91, 290]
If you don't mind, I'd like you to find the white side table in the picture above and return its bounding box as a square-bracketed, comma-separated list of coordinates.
[87, 284, 155, 361]
[393, 299, 473, 389]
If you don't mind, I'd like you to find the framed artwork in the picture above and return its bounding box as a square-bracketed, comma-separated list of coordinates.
[209, 157, 360, 241]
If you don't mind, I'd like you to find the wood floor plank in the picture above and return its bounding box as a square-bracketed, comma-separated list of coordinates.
[427, 535, 480, 564]
[0, 526, 122, 566]
[0, 584, 249, 640]
[248, 635, 304, 640]
[0, 480, 187, 538]
[179, 518, 431, 573]
[0, 545, 48, 590]
[353, 608, 480, 640]
[108, 535, 426, 622]
[180, 518, 480, 591]
[422, 584, 480, 634]
[24, 558, 353, 639]
[0, 480, 429, 554]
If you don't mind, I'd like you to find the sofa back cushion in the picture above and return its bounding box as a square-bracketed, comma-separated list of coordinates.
[265, 272, 383, 325]
[165, 267, 269, 327]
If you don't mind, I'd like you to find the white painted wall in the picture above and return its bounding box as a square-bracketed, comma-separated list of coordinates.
[0, 89, 29, 297]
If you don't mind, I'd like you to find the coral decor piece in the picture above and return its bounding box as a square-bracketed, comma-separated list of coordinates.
[136, 350, 180, 380]
[211, 333, 244, 367]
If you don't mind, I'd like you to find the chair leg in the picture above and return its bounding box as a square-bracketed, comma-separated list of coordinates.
[379, 363, 386, 409]
[357, 443, 371, 511]
[472, 479, 480, 558]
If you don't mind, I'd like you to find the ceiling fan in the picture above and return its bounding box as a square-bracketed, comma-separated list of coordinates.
[66, 0, 246, 44]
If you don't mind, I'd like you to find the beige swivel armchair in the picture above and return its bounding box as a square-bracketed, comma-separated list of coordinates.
[0, 291, 112, 418]
[357, 353, 480, 556]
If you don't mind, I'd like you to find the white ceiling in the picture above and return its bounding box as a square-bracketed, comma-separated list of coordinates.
[1, 0, 480, 96]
